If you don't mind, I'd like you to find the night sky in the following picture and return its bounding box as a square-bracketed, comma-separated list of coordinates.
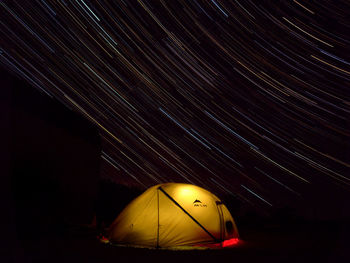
[1, 1, 349, 216]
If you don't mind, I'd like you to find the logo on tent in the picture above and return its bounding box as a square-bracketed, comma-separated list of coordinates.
[193, 199, 207, 207]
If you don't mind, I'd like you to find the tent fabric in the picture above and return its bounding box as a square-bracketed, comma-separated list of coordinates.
[108, 183, 239, 248]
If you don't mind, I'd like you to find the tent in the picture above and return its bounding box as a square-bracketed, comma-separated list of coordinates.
[108, 183, 239, 248]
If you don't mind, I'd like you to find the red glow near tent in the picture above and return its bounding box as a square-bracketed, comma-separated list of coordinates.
[222, 238, 239, 247]
[194, 238, 239, 248]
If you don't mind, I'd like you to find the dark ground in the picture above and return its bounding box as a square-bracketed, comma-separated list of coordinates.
[9, 218, 349, 263]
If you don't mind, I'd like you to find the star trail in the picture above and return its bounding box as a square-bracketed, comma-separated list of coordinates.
[1, 0, 349, 212]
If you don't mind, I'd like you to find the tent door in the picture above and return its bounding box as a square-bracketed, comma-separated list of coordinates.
[216, 201, 225, 241]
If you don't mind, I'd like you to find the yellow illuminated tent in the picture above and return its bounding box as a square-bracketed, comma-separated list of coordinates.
[108, 183, 239, 248]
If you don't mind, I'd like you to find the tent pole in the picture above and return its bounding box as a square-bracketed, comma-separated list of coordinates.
[158, 186, 219, 243]
[157, 188, 160, 248]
